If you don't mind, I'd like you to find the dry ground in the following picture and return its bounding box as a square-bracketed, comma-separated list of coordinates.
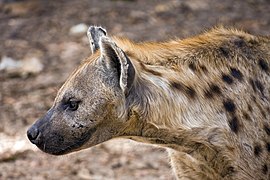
[0, 0, 269, 179]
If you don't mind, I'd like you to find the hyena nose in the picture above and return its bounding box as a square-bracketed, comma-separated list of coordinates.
[27, 126, 40, 144]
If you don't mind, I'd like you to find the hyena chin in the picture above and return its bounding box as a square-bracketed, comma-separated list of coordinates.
[28, 26, 270, 179]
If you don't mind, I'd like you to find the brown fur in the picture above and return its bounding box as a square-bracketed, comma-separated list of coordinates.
[28, 27, 270, 179]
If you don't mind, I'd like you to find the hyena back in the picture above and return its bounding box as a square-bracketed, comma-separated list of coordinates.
[27, 26, 270, 179]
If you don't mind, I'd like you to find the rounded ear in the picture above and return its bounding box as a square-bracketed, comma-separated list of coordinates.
[87, 26, 107, 54]
[99, 37, 135, 95]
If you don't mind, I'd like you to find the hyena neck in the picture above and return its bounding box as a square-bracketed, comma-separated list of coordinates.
[126, 64, 197, 131]
[125, 59, 226, 134]
[122, 65, 225, 153]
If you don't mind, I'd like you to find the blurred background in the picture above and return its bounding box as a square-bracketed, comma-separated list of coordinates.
[0, 0, 269, 179]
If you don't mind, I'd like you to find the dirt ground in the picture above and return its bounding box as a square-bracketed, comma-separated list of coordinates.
[0, 0, 269, 179]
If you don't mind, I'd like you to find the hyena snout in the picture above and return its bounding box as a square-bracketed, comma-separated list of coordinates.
[27, 109, 52, 146]
[27, 125, 41, 144]
[27, 107, 98, 155]
[26, 109, 63, 154]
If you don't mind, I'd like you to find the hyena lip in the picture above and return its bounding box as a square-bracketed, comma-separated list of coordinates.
[42, 147, 74, 156]
[37, 127, 97, 155]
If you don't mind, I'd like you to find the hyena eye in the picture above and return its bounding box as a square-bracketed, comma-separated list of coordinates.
[67, 100, 80, 111]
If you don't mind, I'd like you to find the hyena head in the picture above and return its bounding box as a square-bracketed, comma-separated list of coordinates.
[27, 26, 136, 155]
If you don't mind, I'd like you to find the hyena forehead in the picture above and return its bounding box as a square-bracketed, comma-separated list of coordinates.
[56, 63, 101, 100]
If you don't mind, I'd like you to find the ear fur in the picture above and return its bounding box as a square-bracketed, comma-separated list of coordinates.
[87, 26, 107, 54]
[99, 37, 135, 95]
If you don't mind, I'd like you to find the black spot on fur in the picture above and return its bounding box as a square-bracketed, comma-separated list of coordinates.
[230, 68, 243, 81]
[219, 47, 230, 58]
[210, 84, 221, 94]
[221, 166, 236, 177]
[223, 99, 236, 113]
[262, 164, 268, 175]
[188, 63, 196, 71]
[266, 142, 270, 152]
[258, 58, 269, 72]
[170, 81, 184, 91]
[229, 116, 239, 133]
[243, 112, 251, 121]
[204, 90, 213, 99]
[250, 79, 267, 99]
[204, 84, 222, 98]
[186, 86, 196, 98]
[200, 65, 208, 73]
[254, 145, 262, 156]
[264, 124, 270, 136]
[170, 82, 196, 98]
[222, 74, 233, 84]
[233, 37, 245, 48]
[227, 166, 235, 174]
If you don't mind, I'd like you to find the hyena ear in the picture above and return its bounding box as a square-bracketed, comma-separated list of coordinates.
[87, 26, 107, 54]
[99, 36, 135, 95]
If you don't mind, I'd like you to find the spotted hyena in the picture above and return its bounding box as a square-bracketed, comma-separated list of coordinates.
[27, 26, 270, 179]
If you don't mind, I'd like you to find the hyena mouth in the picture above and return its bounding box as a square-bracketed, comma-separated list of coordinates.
[47, 128, 97, 155]
[28, 126, 97, 155]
